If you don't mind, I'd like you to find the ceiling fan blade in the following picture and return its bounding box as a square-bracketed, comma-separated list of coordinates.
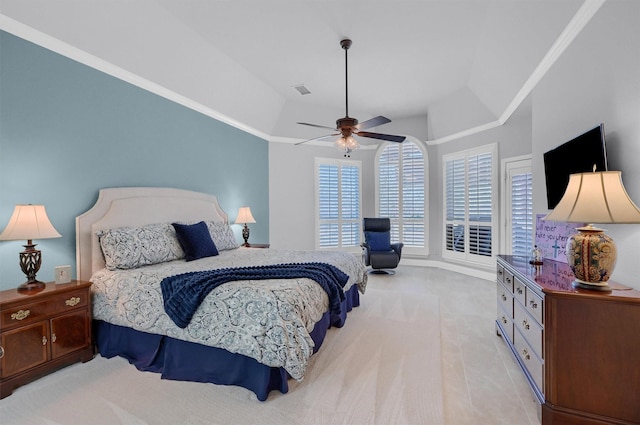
[356, 131, 405, 143]
[297, 122, 337, 131]
[294, 133, 340, 145]
[356, 116, 391, 130]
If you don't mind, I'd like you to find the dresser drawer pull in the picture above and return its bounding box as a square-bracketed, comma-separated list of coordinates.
[522, 319, 530, 330]
[498, 269, 503, 276]
[42, 336, 47, 345]
[65, 296, 81, 307]
[516, 287, 523, 295]
[522, 348, 530, 360]
[0, 345, 4, 359]
[11, 309, 30, 321]
[52, 333, 57, 343]
[529, 300, 538, 309]
[501, 294, 507, 302]
[505, 277, 512, 284]
[502, 316, 508, 324]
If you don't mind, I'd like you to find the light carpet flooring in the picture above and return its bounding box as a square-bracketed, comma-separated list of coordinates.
[0, 266, 540, 425]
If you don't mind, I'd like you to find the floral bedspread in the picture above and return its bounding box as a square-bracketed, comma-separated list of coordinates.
[90, 247, 367, 380]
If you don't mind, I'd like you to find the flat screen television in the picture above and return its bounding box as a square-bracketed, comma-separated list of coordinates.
[543, 124, 608, 209]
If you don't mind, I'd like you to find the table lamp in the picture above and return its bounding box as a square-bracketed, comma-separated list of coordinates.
[235, 207, 256, 246]
[0, 204, 62, 291]
[544, 171, 640, 290]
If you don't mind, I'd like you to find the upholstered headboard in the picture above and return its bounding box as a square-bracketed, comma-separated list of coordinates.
[76, 187, 228, 281]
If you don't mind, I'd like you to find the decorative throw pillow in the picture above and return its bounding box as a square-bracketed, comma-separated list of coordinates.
[206, 221, 240, 251]
[98, 223, 185, 270]
[364, 231, 391, 252]
[172, 221, 219, 261]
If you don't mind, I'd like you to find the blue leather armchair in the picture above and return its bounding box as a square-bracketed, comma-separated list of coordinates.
[361, 218, 403, 274]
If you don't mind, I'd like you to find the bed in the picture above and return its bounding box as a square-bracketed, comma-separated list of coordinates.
[76, 187, 367, 400]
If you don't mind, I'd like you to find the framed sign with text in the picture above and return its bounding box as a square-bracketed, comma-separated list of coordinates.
[535, 214, 585, 262]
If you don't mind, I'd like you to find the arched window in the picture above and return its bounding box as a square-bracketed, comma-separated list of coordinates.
[376, 140, 428, 255]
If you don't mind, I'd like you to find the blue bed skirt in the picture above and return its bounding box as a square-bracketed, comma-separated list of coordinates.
[94, 284, 360, 401]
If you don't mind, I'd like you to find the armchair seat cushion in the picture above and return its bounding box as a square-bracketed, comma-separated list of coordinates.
[369, 251, 400, 269]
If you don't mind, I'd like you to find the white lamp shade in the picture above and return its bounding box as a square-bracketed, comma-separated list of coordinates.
[545, 171, 640, 224]
[235, 207, 256, 224]
[0, 204, 62, 241]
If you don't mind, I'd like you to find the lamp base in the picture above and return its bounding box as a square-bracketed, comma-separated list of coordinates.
[566, 225, 617, 288]
[18, 280, 46, 292]
[572, 280, 612, 292]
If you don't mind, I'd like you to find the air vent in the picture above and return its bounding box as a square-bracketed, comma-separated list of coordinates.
[293, 84, 311, 95]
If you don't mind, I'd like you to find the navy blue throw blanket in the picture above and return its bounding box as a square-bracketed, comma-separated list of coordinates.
[161, 263, 349, 328]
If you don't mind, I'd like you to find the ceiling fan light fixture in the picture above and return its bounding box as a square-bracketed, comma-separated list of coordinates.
[335, 135, 359, 154]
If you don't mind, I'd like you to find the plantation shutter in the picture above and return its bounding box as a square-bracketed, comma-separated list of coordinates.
[468, 152, 492, 257]
[443, 144, 496, 264]
[317, 160, 361, 249]
[378, 141, 425, 248]
[505, 159, 533, 257]
[445, 158, 466, 252]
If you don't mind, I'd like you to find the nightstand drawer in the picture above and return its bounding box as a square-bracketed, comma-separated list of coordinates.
[1, 289, 88, 330]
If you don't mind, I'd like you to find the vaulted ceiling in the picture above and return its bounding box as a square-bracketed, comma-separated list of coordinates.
[1, 0, 587, 142]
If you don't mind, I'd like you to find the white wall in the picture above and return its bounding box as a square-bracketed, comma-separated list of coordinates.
[532, 0, 640, 288]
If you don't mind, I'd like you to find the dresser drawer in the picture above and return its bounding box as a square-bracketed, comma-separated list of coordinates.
[497, 302, 513, 343]
[1, 289, 88, 330]
[497, 280, 513, 317]
[503, 270, 514, 292]
[496, 264, 505, 284]
[514, 330, 544, 394]
[513, 277, 526, 306]
[514, 301, 543, 359]
[525, 290, 543, 324]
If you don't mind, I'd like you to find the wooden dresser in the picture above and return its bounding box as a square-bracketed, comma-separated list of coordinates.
[496, 255, 640, 425]
[0, 280, 94, 398]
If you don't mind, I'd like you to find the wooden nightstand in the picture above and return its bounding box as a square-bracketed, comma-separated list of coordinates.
[0, 280, 94, 398]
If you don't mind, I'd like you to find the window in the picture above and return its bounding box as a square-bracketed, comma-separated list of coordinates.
[316, 158, 361, 249]
[377, 140, 427, 255]
[443, 144, 497, 265]
[501, 156, 533, 257]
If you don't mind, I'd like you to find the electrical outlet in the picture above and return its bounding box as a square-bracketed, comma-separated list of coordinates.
[54, 265, 71, 284]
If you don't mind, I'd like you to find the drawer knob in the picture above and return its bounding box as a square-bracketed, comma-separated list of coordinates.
[65, 296, 81, 307]
[506, 277, 512, 283]
[0, 345, 4, 359]
[501, 294, 507, 302]
[522, 319, 530, 330]
[529, 300, 538, 309]
[42, 336, 48, 346]
[516, 287, 523, 295]
[522, 348, 530, 360]
[52, 333, 57, 343]
[11, 309, 30, 321]
[502, 316, 508, 324]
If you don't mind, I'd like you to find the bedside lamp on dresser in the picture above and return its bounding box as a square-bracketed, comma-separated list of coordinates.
[0, 204, 61, 292]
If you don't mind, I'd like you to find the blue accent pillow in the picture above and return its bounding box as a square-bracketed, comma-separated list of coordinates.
[365, 231, 391, 251]
[172, 221, 219, 261]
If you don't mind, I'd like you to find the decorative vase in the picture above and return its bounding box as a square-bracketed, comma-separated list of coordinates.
[565, 225, 617, 288]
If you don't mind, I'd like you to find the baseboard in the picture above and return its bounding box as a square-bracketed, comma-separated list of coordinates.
[400, 258, 495, 282]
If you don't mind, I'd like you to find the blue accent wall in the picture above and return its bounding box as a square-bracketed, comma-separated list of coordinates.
[0, 31, 269, 290]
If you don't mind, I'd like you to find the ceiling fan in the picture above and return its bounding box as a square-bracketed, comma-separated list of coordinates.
[295, 38, 406, 156]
